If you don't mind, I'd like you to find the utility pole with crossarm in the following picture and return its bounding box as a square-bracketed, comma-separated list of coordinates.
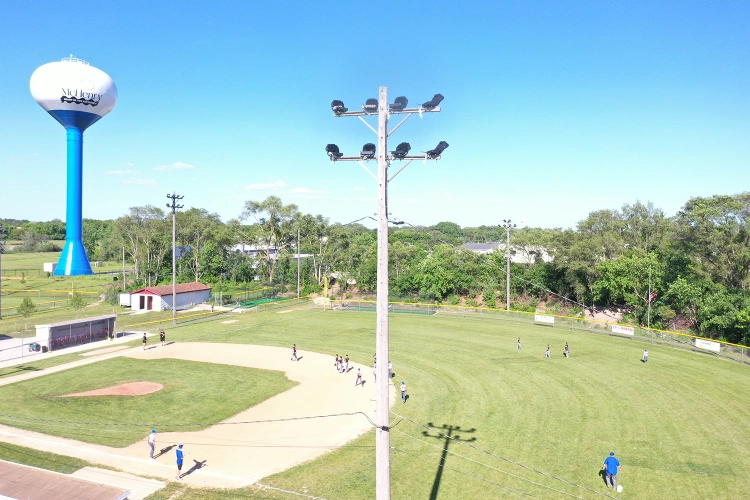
[327, 89, 448, 499]
[167, 192, 184, 324]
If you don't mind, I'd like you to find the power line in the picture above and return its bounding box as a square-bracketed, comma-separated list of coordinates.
[256, 482, 331, 500]
[391, 446, 537, 499]
[392, 412, 621, 500]
[0, 411, 377, 430]
[392, 427, 588, 500]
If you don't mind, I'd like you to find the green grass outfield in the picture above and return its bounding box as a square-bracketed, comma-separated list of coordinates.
[0, 357, 296, 447]
[1, 306, 748, 499]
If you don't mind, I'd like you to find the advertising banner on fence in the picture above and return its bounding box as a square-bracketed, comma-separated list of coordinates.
[534, 315, 555, 325]
[611, 325, 635, 336]
[695, 338, 721, 353]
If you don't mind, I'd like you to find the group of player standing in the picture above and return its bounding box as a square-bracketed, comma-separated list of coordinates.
[142, 329, 167, 350]
[334, 353, 350, 373]
[517, 338, 571, 358]
[290, 345, 407, 402]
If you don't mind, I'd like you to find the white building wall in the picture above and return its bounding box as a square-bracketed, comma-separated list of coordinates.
[160, 290, 210, 310]
[131, 293, 164, 312]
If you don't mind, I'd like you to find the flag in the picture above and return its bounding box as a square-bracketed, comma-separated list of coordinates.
[648, 291, 657, 303]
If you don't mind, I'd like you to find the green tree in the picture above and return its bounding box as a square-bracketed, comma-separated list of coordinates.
[69, 292, 86, 317]
[17, 297, 37, 330]
[239, 196, 300, 284]
[674, 193, 750, 289]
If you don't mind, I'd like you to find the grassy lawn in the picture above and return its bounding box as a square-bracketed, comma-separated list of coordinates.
[0, 357, 297, 447]
[148, 308, 750, 499]
[0, 441, 93, 474]
[1, 305, 748, 498]
[0, 251, 122, 272]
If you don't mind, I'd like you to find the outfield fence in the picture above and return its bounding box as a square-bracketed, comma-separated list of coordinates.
[322, 299, 750, 366]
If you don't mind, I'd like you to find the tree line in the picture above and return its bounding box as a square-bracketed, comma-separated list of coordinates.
[3, 192, 749, 345]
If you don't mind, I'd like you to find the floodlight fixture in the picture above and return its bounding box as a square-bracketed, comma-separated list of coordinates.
[421, 93, 444, 110]
[364, 98, 378, 113]
[331, 100, 348, 115]
[361, 142, 376, 159]
[389, 96, 408, 112]
[326, 143, 343, 161]
[425, 140, 449, 158]
[390, 142, 411, 158]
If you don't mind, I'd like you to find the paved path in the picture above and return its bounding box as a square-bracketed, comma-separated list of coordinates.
[0, 343, 395, 488]
[70, 467, 165, 500]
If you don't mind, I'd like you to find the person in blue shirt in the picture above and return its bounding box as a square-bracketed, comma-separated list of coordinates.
[602, 451, 621, 489]
[175, 444, 185, 480]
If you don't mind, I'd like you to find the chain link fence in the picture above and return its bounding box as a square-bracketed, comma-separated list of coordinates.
[321, 299, 749, 366]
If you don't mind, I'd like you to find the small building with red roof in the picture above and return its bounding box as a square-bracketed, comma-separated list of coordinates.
[129, 281, 211, 312]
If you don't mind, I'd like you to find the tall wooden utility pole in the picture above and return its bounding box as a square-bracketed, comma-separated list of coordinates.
[167, 192, 184, 324]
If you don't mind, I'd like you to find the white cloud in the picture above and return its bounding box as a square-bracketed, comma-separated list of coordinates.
[287, 187, 323, 194]
[122, 178, 157, 185]
[126, 162, 135, 167]
[354, 186, 366, 192]
[246, 180, 286, 190]
[108, 169, 139, 175]
[153, 162, 195, 171]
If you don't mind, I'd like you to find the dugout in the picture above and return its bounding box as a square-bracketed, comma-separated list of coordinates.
[35, 314, 117, 352]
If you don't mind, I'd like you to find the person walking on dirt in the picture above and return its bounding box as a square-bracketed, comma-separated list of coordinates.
[147, 430, 156, 458]
[142, 333, 147, 350]
[355, 368, 363, 386]
[344, 354, 349, 373]
[291, 344, 298, 361]
[176, 444, 185, 479]
[160, 329, 166, 346]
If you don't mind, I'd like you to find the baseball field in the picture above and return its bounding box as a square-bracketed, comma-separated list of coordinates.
[0, 304, 748, 499]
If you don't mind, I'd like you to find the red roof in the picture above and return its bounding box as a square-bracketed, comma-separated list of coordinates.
[130, 282, 211, 297]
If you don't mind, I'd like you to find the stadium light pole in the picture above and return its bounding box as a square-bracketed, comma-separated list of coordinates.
[167, 192, 184, 324]
[327, 89, 446, 500]
[500, 220, 516, 312]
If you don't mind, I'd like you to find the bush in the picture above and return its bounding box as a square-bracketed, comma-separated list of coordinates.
[447, 295, 460, 305]
[483, 289, 497, 309]
[466, 299, 479, 308]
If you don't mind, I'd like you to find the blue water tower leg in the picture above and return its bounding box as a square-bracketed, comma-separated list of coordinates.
[54, 127, 93, 276]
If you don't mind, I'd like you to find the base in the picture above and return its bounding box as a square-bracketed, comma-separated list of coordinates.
[54, 239, 94, 276]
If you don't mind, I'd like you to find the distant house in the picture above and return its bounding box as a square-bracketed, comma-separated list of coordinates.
[232, 244, 313, 261]
[462, 242, 502, 255]
[129, 282, 211, 312]
[461, 242, 553, 264]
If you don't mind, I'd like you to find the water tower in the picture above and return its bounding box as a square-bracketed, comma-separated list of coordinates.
[30, 56, 118, 275]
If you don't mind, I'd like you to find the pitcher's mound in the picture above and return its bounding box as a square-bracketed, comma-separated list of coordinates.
[62, 382, 163, 397]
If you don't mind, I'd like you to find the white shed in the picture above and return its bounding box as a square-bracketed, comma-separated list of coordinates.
[129, 282, 211, 312]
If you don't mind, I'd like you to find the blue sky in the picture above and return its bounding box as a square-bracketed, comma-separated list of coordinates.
[1, 1, 748, 229]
